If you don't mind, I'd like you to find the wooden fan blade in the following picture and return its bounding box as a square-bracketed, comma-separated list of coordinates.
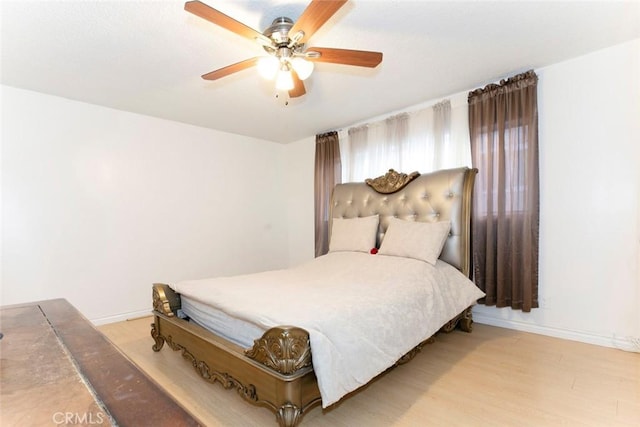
[185, 1, 270, 44]
[201, 57, 259, 80]
[290, 0, 348, 44]
[289, 71, 306, 98]
[307, 47, 383, 68]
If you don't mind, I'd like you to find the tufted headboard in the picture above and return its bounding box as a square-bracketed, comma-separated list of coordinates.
[330, 167, 477, 276]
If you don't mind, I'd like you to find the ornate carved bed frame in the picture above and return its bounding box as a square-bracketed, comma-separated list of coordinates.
[151, 167, 478, 427]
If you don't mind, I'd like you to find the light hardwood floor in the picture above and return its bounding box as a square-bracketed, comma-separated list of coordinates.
[99, 318, 639, 427]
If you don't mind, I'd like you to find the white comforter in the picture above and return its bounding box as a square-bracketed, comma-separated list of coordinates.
[172, 252, 485, 408]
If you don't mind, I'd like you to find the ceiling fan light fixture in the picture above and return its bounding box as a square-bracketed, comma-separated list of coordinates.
[275, 67, 295, 91]
[257, 56, 279, 80]
[291, 57, 314, 80]
[185, 0, 383, 98]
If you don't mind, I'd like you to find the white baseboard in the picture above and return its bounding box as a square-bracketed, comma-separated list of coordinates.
[472, 312, 640, 353]
[90, 309, 153, 326]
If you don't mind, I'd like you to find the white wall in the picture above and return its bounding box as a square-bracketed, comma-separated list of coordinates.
[1, 86, 289, 323]
[285, 39, 640, 351]
[284, 136, 315, 266]
[473, 39, 640, 351]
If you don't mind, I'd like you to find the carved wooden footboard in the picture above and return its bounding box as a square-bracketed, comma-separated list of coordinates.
[151, 283, 474, 427]
[152, 284, 321, 427]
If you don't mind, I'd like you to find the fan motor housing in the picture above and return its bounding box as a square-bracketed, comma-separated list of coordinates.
[264, 17, 294, 45]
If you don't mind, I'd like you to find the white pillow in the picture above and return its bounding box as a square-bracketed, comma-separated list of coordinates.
[329, 215, 379, 253]
[378, 218, 451, 265]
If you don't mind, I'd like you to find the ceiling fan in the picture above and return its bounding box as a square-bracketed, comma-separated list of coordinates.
[184, 0, 383, 99]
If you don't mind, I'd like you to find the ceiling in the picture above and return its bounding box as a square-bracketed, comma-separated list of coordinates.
[2, 1, 639, 143]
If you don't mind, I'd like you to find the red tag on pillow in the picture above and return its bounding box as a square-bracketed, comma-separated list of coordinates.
[370, 248, 378, 255]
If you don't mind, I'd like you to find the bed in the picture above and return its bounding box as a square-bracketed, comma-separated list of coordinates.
[151, 167, 483, 427]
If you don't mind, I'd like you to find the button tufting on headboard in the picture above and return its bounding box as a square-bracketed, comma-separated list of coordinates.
[329, 167, 477, 276]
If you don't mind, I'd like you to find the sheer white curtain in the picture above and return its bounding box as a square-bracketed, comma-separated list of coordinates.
[344, 113, 409, 182]
[339, 99, 471, 182]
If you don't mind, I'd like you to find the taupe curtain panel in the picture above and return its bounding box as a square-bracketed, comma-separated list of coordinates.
[314, 131, 341, 257]
[468, 70, 539, 312]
